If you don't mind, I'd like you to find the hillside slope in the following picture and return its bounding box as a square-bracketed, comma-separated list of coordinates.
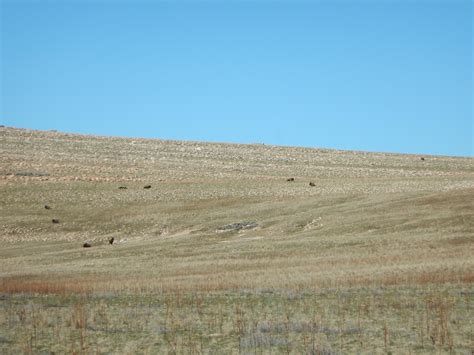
[1, 126, 473, 292]
[1, 127, 474, 353]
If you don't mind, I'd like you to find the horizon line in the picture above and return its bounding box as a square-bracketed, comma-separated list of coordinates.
[2, 124, 472, 159]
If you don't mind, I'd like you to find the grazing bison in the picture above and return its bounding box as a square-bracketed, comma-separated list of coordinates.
[309, 182, 316, 187]
[109, 237, 115, 245]
[44, 205, 51, 210]
[420, 157, 425, 161]
[118, 186, 127, 190]
[286, 178, 295, 182]
[143, 185, 152, 189]
[52, 219, 60, 224]
[83, 243, 92, 248]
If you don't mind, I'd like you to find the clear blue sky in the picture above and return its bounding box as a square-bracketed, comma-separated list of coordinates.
[1, 0, 472, 156]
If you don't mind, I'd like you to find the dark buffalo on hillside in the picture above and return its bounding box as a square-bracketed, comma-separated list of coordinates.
[420, 157, 425, 161]
[143, 185, 152, 189]
[118, 186, 127, 189]
[83, 243, 92, 248]
[44, 205, 51, 210]
[286, 178, 295, 182]
[309, 182, 316, 187]
[109, 237, 115, 245]
[52, 219, 60, 224]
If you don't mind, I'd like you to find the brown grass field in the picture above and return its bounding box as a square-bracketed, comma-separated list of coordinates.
[0, 126, 473, 353]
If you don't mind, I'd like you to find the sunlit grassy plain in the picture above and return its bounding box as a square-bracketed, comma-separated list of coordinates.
[1, 127, 473, 353]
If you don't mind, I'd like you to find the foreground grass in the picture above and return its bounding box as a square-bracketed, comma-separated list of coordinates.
[1, 285, 473, 354]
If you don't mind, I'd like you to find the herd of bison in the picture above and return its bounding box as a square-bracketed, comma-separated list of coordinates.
[45, 155, 426, 248]
[44, 179, 313, 248]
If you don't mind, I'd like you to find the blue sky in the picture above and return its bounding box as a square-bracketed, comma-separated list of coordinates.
[1, 0, 472, 156]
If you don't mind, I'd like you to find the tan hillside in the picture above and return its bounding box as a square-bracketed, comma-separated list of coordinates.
[0, 126, 473, 353]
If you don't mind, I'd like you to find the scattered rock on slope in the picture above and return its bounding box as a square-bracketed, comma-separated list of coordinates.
[217, 221, 258, 232]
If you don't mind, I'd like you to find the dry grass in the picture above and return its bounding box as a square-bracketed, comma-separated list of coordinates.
[0, 126, 473, 352]
[1, 286, 473, 353]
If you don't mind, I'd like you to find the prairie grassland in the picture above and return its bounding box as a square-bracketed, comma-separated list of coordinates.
[0, 127, 473, 353]
[1, 286, 473, 354]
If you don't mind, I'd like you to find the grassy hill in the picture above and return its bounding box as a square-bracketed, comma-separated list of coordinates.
[1, 126, 473, 353]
